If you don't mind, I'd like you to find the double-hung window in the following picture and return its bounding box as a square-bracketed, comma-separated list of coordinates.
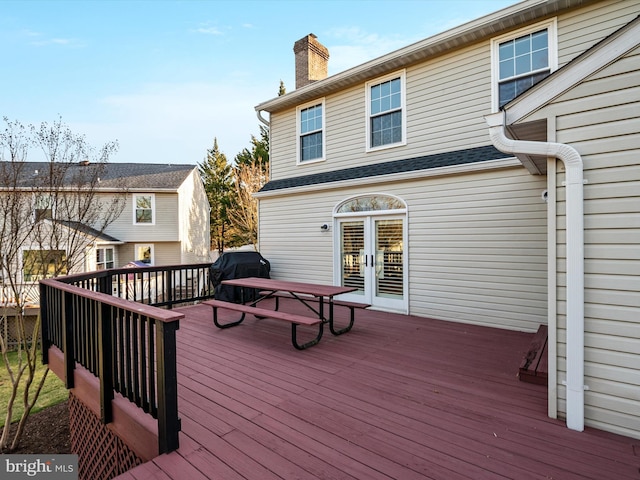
[133, 194, 155, 225]
[366, 71, 406, 151]
[297, 99, 325, 163]
[492, 20, 557, 109]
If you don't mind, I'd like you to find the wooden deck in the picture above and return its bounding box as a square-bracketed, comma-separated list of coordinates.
[116, 300, 640, 480]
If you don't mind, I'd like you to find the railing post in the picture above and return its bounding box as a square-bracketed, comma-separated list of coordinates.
[98, 301, 114, 423]
[155, 318, 180, 453]
[62, 291, 75, 388]
[40, 282, 50, 365]
[166, 271, 173, 310]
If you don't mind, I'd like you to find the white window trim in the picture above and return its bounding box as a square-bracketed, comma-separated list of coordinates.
[133, 193, 156, 225]
[296, 98, 326, 165]
[134, 243, 154, 265]
[490, 18, 558, 112]
[95, 246, 115, 270]
[365, 70, 407, 153]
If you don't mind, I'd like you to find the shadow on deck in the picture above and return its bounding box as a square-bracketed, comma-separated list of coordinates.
[116, 300, 639, 480]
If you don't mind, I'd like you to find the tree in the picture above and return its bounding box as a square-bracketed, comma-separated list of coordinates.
[199, 138, 233, 254]
[227, 160, 268, 248]
[0, 117, 126, 452]
[234, 125, 269, 169]
[278, 80, 286, 96]
[227, 128, 269, 247]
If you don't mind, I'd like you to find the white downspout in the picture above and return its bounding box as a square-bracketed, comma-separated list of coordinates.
[484, 111, 585, 432]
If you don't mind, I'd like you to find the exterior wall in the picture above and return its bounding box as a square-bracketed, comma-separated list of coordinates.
[524, 46, 640, 438]
[116, 242, 182, 267]
[177, 170, 211, 264]
[268, 0, 637, 185]
[105, 192, 180, 243]
[259, 165, 547, 332]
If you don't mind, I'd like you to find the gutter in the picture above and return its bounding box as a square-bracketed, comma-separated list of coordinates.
[484, 111, 585, 432]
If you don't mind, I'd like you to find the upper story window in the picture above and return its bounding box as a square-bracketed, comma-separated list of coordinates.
[492, 19, 557, 109]
[297, 99, 325, 163]
[34, 194, 53, 222]
[133, 194, 155, 225]
[366, 71, 406, 151]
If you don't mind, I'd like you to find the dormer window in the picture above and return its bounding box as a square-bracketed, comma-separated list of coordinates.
[492, 19, 557, 109]
[366, 70, 406, 151]
[297, 99, 325, 163]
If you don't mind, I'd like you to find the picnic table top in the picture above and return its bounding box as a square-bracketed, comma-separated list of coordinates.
[221, 277, 358, 298]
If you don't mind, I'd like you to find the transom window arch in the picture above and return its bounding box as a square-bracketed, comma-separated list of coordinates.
[334, 194, 407, 215]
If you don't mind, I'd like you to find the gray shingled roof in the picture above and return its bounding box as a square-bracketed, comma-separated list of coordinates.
[54, 220, 122, 243]
[0, 162, 196, 190]
[259, 145, 510, 192]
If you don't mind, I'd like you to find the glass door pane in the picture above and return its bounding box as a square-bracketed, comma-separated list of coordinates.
[375, 219, 403, 300]
[340, 221, 365, 294]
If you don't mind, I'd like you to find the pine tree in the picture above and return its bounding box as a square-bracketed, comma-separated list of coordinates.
[199, 139, 233, 254]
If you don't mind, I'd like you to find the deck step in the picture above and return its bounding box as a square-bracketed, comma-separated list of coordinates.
[519, 325, 548, 385]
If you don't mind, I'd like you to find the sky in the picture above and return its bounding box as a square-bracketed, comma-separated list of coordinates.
[0, 0, 519, 166]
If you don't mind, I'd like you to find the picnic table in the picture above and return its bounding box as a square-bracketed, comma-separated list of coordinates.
[203, 277, 368, 349]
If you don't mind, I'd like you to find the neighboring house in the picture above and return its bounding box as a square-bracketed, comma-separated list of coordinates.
[0, 162, 210, 304]
[91, 163, 211, 269]
[254, 0, 640, 440]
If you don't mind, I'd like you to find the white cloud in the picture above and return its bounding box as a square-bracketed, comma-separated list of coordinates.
[193, 26, 224, 35]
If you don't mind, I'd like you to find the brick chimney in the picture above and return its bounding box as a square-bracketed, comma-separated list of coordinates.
[293, 34, 329, 89]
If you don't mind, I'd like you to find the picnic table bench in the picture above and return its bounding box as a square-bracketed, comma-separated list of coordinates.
[261, 291, 370, 335]
[204, 277, 366, 350]
[203, 299, 323, 350]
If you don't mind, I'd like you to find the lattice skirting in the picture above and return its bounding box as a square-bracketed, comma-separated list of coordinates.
[69, 392, 143, 480]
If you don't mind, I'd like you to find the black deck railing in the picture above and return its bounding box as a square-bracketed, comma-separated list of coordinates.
[39, 263, 215, 454]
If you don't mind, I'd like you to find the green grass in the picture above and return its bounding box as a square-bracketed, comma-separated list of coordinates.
[0, 350, 68, 428]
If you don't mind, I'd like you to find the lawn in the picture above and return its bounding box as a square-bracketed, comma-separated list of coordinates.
[0, 349, 68, 428]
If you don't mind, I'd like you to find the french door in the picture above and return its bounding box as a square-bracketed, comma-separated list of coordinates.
[337, 215, 406, 312]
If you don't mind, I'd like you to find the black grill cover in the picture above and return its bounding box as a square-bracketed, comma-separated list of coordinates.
[210, 251, 270, 303]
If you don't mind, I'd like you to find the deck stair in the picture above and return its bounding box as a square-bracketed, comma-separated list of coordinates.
[519, 324, 548, 385]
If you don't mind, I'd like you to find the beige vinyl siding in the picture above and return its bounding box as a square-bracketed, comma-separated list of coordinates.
[177, 170, 210, 263]
[539, 45, 640, 439]
[116, 242, 182, 268]
[267, 1, 639, 186]
[259, 166, 547, 332]
[270, 42, 495, 182]
[557, 0, 640, 64]
[105, 192, 180, 242]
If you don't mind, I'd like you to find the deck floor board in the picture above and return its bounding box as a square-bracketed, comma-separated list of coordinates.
[116, 301, 640, 480]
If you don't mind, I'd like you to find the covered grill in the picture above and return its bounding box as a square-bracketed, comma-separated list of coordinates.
[209, 251, 270, 303]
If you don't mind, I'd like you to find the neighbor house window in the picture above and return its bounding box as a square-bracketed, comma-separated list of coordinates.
[366, 71, 406, 151]
[297, 99, 325, 163]
[135, 244, 154, 265]
[492, 20, 557, 109]
[134, 194, 155, 225]
[96, 247, 114, 270]
[34, 194, 53, 222]
[22, 249, 67, 282]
